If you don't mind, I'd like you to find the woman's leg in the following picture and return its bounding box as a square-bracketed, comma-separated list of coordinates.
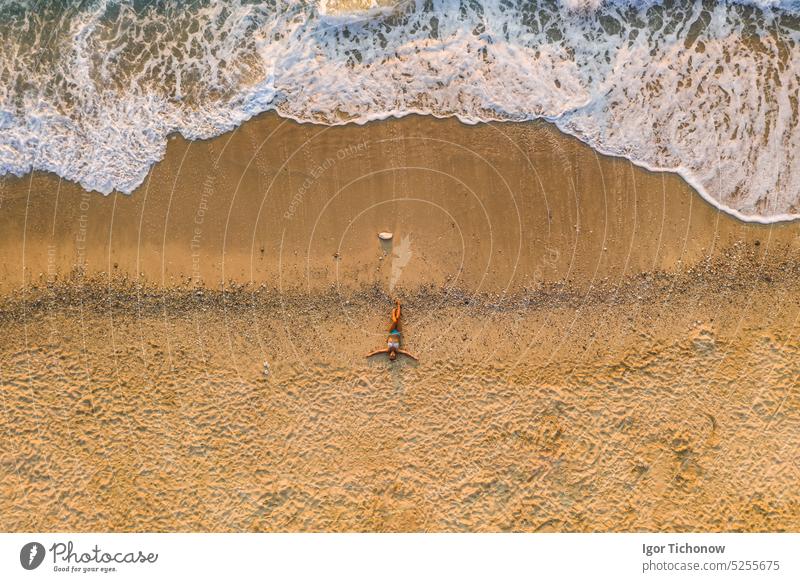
[390, 301, 401, 332]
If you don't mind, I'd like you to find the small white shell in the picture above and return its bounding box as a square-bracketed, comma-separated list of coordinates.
[378, 231, 393, 241]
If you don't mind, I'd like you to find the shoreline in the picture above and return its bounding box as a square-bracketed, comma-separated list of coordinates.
[4, 103, 800, 224]
[6, 110, 800, 226]
[2, 113, 799, 297]
[188, 110, 800, 225]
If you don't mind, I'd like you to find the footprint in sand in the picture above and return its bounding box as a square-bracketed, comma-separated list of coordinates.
[690, 324, 716, 353]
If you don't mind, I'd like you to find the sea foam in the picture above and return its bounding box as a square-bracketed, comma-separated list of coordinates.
[0, 0, 798, 222]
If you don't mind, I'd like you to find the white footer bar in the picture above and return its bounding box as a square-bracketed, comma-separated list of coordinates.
[1, 533, 797, 581]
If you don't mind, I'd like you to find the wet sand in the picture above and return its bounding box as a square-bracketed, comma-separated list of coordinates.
[1, 114, 799, 531]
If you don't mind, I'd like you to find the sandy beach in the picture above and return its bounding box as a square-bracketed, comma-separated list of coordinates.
[1, 114, 799, 531]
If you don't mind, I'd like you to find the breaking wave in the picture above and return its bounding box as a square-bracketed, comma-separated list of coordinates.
[1, 0, 799, 221]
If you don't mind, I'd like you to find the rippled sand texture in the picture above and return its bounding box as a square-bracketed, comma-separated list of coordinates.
[1, 283, 799, 532]
[1, 115, 799, 531]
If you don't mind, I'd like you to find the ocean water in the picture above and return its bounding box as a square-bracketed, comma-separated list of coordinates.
[1, 0, 798, 221]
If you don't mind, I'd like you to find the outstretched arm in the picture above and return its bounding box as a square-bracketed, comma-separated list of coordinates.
[366, 348, 389, 358]
[398, 349, 418, 361]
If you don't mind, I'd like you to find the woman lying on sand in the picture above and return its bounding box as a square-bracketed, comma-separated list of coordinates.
[366, 300, 418, 361]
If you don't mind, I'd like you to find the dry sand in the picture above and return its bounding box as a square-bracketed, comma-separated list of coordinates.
[1, 114, 799, 531]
